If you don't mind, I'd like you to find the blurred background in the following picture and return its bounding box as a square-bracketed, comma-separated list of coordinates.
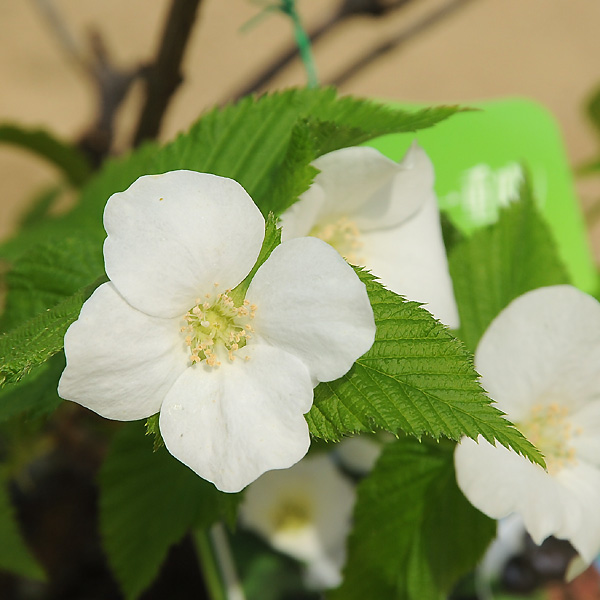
[3, 0, 600, 258]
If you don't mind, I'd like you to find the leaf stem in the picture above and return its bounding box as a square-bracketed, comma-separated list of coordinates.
[194, 528, 226, 600]
[194, 524, 246, 600]
[280, 0, 319, 88]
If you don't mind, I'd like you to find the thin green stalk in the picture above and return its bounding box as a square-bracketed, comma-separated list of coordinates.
[194, 524, 247, 600]
[194, 528, 226, 600]
[280, 0, 319, 88]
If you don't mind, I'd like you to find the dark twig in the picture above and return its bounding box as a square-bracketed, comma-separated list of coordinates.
[79, 30, 142, 167]
[32, 0, 142, 166]
[133, 0, 203, 146]
[229, 0, 415, 102]
[330, 0, 477, 87]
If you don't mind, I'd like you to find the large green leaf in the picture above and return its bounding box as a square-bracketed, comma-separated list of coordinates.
[99, 422, 240, 600]
[448, 183, 570, 352]
[2, 88, 461, 261]
[0, 355, 63, 423]
[330, 438, 494, 600]
[0, 469, 45, 580]
[307, 272, 543, 466]
[0, 279, 102, 387]
[0, 237, 103, 331]
[1, 90, 459, 386]
[0, 124, 91, 187]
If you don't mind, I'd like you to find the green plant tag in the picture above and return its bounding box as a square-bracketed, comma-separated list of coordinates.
[368, 98, 598, 294]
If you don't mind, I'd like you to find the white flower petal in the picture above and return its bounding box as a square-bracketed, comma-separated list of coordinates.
[246, 237, 375, 384]
[159, 343, 313, 493]
[475, 285, 600, 419]
[58, 283, 188, 420]
[455, 437, 600, 565]
[308, 146, 402, 225]
[279, 183, 327, 240]
[361, 194, 459, 327]
[353, 142, 435, 232]
[554, 463, 600, 564]
[104, 171, 264, 318]
[569, 402, 600, 467]
[240, 454, 355, 588]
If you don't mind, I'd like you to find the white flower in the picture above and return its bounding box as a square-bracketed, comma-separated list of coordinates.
[279, 143, 459, 328]
[239, 454, 356, 589]
[58, 170, 375, 493]
[454, 285, 600, 574]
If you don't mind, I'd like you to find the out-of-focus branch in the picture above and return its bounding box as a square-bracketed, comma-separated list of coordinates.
[133, 0, 203, 146]
[330, 0, 477, 87]
[32, 0, 142, 166]
[229, 0, 415, 102]
[31, 0, 87, 71]
[79, 31, 142, 167]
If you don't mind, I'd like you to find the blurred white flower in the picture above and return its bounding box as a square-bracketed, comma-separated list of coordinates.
[455, 285, 600, 576]
[59, 170, 375, 493]
[280, 143, 459, 327]
[239, 454, 356, 589]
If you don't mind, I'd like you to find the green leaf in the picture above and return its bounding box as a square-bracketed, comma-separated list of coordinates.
[448, 182, 570, 352]
[307, 271, 544, 466]
[0, 354, 63, 422]
[0, 124, 91, 187]
[0, 469, 45, 580]
[0, 278, 103, 387]
[14, 88, 461, 258]
[330, 438, 494, 600]
[1, 89, 461, 389]
[1, 237, 104, 331]
[99, 422, 240, 600]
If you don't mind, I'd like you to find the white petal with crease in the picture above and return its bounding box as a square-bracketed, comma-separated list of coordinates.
[246, 237, 375, 385]
[159, 343, 313, 493]
[361, 194, 459, 327]
[476, 285, 600, 420]
[104, 171, 264, 318]
[59, 283, 188, 420]
[455, 437, 600, 564]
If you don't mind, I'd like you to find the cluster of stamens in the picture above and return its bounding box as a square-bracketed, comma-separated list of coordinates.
[271, 496, 313, 533]
[310, 215, 364, 264]
[518, 402, 582, 474]
[181, 284, 257, 367]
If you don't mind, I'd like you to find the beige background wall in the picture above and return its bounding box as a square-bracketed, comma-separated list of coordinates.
[2, 0, 600, 255]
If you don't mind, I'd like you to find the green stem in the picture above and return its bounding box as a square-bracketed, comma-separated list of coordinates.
[281, 0, 319, 88]
[194, 528, 226, 600]
[194, 524, 247, 600]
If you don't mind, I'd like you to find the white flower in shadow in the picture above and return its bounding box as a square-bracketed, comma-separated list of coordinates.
[239, 454, 356, 590]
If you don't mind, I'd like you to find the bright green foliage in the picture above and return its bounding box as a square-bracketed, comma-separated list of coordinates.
[0, 89, 459, 391]
[1, 237, 104, 331]
[330, 438, 495, 600]
[0, 280, 101, 387]
[307, 271, 544, 466]
[448, 184, 570, 352]
[0, 469, 45, 581]
[99, 422, 241, 600]
[0, 124, 91, 187]
[0, 355, 63, 422]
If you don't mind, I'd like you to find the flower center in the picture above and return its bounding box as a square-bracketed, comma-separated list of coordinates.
[518, 402, 580, 474]
[181, 284, 256, 367]
[310, 215, 364, 264]
[271, 496, 313, 532]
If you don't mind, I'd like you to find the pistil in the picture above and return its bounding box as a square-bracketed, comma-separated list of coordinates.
[181, 285, 257, 367]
